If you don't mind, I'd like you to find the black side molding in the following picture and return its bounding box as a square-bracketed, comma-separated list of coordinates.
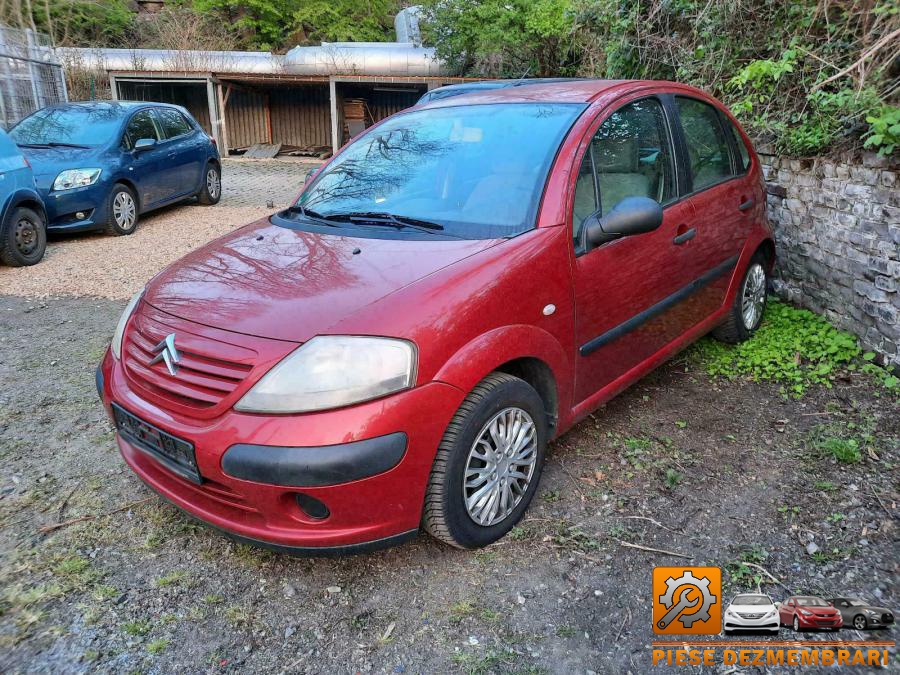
[95, 364, 105, 400]
[222, 432, 408, 487]
[580, 254, 739, 356]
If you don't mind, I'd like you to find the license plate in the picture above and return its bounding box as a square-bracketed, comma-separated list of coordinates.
[113, 403, 201, 484]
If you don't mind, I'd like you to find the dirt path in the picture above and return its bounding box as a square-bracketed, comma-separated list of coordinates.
[1, 293, 896, 674]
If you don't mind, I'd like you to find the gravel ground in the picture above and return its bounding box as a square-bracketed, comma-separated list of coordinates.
[0, 163, 897, 673]
[0, 159, 314, 300]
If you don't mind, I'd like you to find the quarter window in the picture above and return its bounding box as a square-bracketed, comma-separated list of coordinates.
[676, 97, 733, 190]
[123, 110, 159, 149]
[155, 109, 193, 139]
[723, 116, 752, 172]
[573, 97, 675, 245]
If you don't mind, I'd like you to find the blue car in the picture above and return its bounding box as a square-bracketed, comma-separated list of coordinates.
[10, 102, 221, 236]
[0, 128, 47, 266]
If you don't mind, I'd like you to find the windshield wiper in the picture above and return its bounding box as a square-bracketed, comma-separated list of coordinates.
[331, 211, 445, 233]
[284, 205, 342, 227]
[16, 142, 91, 149]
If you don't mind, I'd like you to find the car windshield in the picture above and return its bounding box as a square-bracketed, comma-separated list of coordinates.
[286, 102, 585, 239]
[733, 595, 772, 606]
[11, 106, 122, 147]
[796, 597, 829, 607]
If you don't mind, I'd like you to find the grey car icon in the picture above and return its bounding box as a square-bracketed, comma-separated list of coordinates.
[829, 598, 895, 630]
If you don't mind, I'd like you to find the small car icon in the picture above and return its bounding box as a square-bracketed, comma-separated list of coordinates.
[828, 597, 895, 630]
[723, 593, 780, 634]
[779, 596, 843, 631]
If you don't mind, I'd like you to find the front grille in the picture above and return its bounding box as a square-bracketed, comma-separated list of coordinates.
[737, 612, 764, 619]
[882, 613, 894, 624]
[123, 308, 256, 412]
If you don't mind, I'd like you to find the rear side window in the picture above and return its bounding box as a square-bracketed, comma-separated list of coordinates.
[573, 97, 675, 245]
[676, 97, 733, 190]
[155, 109, 193, 139]
[123, 110, 159, 149]
[724, 116, 752, 172]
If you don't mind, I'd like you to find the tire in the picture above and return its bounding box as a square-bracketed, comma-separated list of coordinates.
[853, 615, 867, 631]
[793, 616, 800, 632]
[104, 184, 139, 235]
[712, 250, 769, 344]
[197, 162, 221, 205]
[0, 206, 47, 267]
[423, 373, 548, 549]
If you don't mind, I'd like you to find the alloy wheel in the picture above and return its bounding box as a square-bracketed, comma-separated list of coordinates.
[463, 407, 538, 526]
[793, 616, 799, 632]
[854, 616, 866, 630]
[113, 191, 137, 230]
[207, 168, 221, 199]
[14, 216, 39, 255]
[741, 263, 766, 330]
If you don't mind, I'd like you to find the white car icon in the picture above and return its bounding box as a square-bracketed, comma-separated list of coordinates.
[724, 593, 780, 634]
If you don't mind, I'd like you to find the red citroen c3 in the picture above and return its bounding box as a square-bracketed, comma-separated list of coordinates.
[97, 80, 773, 554]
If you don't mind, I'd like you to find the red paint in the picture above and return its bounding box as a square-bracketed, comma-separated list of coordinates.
[779, 597, 844, 631]
[99, 80, 774, 550]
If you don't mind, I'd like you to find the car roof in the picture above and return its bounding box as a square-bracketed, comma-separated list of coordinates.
[417, 79, 703, 108]
[38, 101, 183, 116]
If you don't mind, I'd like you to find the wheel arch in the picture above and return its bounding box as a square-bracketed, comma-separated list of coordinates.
[431, 325, 571, 437]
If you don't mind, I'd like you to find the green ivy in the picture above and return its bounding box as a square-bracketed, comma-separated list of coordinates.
[691, 300, 891, 397]
[863, 105, 900, 156]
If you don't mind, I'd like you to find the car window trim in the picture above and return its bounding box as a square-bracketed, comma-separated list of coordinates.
[719, 109, 752, 176]
[572, 94, 680, 257]
[153, 107, 193, 142]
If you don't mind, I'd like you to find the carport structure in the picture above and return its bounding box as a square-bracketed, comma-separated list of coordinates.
[106, 70, 463, 156]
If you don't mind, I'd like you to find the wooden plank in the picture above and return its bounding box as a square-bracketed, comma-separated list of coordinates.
[243, 143, 281, 159]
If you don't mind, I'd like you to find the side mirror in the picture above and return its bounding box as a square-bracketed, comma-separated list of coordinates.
[582, 196, 663, 250]
[133, 138, 156, 153]
[774, 602, 781, 608]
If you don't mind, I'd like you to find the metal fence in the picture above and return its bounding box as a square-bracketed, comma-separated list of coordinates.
[0, 26, 67, 130]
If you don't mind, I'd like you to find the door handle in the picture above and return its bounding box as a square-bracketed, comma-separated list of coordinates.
[738, 197, 755, 211]
[673, 227, 696, 245]
[167, 151, 176, 158]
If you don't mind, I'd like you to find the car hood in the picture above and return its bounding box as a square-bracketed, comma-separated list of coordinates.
[729, 604, 776, 613]
[143, 218, 501, 342]
[17, 145, 101, 182]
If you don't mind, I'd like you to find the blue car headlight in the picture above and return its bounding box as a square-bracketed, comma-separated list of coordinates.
[53, 168, 102, 191]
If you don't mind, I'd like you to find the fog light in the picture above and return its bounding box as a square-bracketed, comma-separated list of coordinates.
[295, 493, 330, 520]
[76, 211, 86, 220]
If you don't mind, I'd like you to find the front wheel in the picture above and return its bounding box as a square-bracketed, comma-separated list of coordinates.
[853, 615, 867, 630]
[712, 250, 768, 344]
[104, 184, 139, 235]
[423, 373, 548, 549]
[0, 206, 47, 266]
[793, 616, 801, 632]
[197, 162, 221, 205]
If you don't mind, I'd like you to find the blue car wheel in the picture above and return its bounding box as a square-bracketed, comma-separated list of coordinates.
[104, 184, 139, 236]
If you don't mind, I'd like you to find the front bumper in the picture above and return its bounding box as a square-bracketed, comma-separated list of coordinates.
[724, 613, 780, 632]
[796, 614, 843, 630]
[39, 181, 109, 231]
[97, 351, 465, 553]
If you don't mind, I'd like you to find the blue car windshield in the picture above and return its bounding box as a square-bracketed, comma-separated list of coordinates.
[289, 102, 585, 239]
[11, 107, 122, 147]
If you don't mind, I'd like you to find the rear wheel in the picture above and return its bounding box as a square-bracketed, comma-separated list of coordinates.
[104, 184, 139, 235]
[423, 373, 547, 549]
[712, 250, 768, 344]
[0, 206, 46, 266]
[197, 162, 221, 205]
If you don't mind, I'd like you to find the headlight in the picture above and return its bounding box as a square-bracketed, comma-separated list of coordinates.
[764, 609, 777, 618]
[111, 291, 143, 359]
[864, 609, 878, 616]
[235, 336, 416, 413]
[799, 609, 813, 616]
[52, 168, 102, 191]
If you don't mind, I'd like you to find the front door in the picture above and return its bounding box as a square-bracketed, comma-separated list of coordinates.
[122, 109, 167, 207]
[572, 96, 697, 404]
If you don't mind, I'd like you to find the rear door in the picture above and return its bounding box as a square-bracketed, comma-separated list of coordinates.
[152, 108, 203, 201]
[571, 95, 697, 403]
[670, 95, 754, 317]
[122, 109, 166, 207]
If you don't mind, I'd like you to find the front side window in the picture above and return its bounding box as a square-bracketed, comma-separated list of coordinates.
[572, 97, 675, 245]
[155, 109, 192, 139]
[289, 102, 585, 240]
[124, 111, 159, 149]
[676, 97, 733, 190]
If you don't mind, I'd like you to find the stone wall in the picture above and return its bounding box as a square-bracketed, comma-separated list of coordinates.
[757, 147, 900, 369]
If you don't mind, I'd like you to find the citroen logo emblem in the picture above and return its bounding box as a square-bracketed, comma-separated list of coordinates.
[149, 333, 181, 376]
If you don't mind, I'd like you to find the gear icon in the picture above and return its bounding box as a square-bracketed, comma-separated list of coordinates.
[658, 570, 717, 628]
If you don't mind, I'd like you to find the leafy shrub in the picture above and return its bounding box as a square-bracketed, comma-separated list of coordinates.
[694, 300, 863, 396]
[863, 106, 900, 156]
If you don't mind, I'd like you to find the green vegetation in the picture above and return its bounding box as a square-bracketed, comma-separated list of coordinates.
[694, 300, 897, 397]
[147, 639, 169, 655]
[121, 619, 151, 637]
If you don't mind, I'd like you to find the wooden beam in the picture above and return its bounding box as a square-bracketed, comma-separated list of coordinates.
[215, 82, 230, 155]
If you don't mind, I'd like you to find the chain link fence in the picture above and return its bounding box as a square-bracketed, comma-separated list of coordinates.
[0, 26, 68, 130]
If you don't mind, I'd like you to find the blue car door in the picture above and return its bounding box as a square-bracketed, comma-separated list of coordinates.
[122, 109, 168, 207]
[152, 108, 203, 200]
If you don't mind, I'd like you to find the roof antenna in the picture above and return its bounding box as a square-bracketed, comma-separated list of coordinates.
[512, 65, 532, 86]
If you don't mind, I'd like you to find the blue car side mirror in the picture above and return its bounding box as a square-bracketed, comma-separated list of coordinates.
[133, 138, 156, 152]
